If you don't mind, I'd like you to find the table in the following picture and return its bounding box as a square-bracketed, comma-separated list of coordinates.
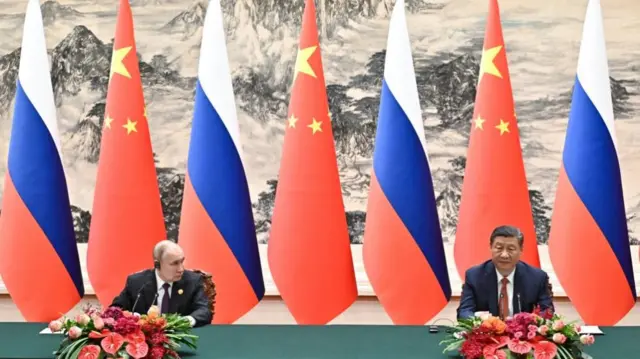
[0, 323, 635, 358]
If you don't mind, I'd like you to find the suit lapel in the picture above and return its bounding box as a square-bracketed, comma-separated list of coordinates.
[169, 279, 185, 314]
[512, 263, 524, 314]
[485, 263, 499, 316]
[142, 270, 157, 310]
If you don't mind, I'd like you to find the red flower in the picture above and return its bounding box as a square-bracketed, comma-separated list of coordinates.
[113, 316, 140, 335]
[492, 335, 509, 348]
[508, 339, 533, 354]
[165, 349, 179, 358]
[485, 349, 507, 359]
[78, 345, 101, 359]
[88, 329, 112, 339]
[460, 339, 483, 359]
[150, 332, 169, 346]
[150, 346, 166, 359]
[533, 341, 558, 359]
[101, 307, 124, 320]
[125, 330, 146, 344]
[125, 341, 149, 358]
[533, 305, 554, 320]
[100, 332, 125, 354]
[482, 344, 498, 357]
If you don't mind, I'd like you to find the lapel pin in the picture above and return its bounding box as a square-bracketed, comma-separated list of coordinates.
[178, 289, 183, 295]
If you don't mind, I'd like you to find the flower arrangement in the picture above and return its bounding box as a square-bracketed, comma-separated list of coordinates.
[440, 307, 595, 359]
[48, 305, 198, 359]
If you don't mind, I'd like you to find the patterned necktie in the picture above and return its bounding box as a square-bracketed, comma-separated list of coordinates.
[500, 277, 509, 319]
[161, 282, 170, 314]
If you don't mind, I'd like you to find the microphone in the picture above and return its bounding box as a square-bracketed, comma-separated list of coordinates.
[517, 293, 522, 314]
[151, 290, 160, 307]
[428, 318, 456, 334]
[132, 281, 152, 314]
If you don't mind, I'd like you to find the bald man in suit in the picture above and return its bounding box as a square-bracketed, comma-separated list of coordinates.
[111, 240, 213, 327]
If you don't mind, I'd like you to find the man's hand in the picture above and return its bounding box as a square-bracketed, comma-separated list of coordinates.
[185, 316, 196, 327]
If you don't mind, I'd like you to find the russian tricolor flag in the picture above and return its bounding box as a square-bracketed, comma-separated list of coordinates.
[362, 0, 451, 324]
[0, 0, 84, 321]
[548, 0, 636, 325]
[178, 0, 264, 324]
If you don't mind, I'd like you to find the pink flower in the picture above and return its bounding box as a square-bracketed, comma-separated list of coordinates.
[514, 331, 523, 339]
[91, 315, 104, 330]
[573, 324, 582, 333]
[75, 314, 91, 326]
[551, 320, 564, 331]
[48, 320, 63, 332]
[484, 349, 507, 359]
[483, 344, 498, 357]
[103, 318, 116, 327]
[508, 340, 533, 354]
[126, 341, 149, 358]
[538, 325, 549, 336]
[528, 325, 538, 333]
[527, 331, 536, 340]
[533, 341, 558, 359]
[552, 333, 566, 344]
[78, 344, 101, 359]
[580, 334, 595, 345]
[101, 332, 125, 354]
[68, 326, 82, 339]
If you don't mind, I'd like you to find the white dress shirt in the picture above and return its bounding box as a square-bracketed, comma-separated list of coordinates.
[496, 268, 515, 317]
[154, 270, 195, 327]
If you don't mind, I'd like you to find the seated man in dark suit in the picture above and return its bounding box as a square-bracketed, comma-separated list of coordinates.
[111, 240, 213, 327]
[457, 225, 554, 320]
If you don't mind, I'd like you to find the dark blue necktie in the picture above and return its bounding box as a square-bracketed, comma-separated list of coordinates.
[161, 282, 170, 314]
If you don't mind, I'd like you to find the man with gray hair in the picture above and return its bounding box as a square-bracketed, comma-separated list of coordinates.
[111, 240, 213, 327]
[456, 225, 554, 320]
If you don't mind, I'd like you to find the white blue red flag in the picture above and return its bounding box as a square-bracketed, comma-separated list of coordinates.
[362, 0, 451, 324]
[548, 0, 636, 325]
[0, 0, 84, 321]
[178, 0, 264, 324]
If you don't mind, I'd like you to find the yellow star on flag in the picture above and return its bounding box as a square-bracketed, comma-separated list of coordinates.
[104, 115, 114, 129]
[144, 106, 148, 118]
[123, 118, 137, 134]
[110, 46, 132, 80]
[308, 118, 322, 134]
[495, 119, 510, 135]
[294, 46, 318, 82]
[473, 116, 485, 130]
[478, 45, 503, 83]
[288, 114, 298, 128]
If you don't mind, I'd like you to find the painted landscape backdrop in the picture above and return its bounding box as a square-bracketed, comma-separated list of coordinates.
[0, 0, 639, 245]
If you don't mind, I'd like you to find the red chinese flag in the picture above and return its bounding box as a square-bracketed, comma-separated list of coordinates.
[267, 0, 357, 324]
[87, 0, 165, 306]
[454, 0, 540, 279]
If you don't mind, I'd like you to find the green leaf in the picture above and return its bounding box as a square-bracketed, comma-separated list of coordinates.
[441, 339, 464, 353]
[60, 337, 89, 359]
[556, 345, 574, 359]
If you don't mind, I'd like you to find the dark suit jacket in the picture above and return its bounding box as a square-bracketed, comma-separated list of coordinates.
[456, 260, 554, 319]
[111, 269, 213, 327]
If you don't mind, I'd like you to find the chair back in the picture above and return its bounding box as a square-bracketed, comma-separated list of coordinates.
[192, 269, 216, 317]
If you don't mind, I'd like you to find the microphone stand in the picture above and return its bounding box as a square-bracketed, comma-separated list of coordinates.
[132, 281, 152, 314]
